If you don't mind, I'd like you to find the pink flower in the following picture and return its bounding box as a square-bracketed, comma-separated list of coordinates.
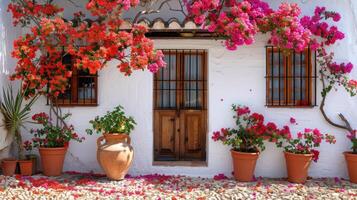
[289, 117, 296, 124]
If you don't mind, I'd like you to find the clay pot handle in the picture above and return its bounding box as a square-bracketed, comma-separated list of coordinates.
[97, 136, 105, 148]
[123, 135, 131, 145]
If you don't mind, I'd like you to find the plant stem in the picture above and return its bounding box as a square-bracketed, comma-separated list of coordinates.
[15, 130, 25, 160]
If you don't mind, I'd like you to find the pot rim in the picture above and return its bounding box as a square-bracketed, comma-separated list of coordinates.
[39, 146, 68, 150]
[104, 133, 129, 136]
[2, 158, 18, 162]
[284, 151, 313, 157]
[230, 149, 260, 155]
[18, 159, 33, 163]
[344, 151, 357, 155]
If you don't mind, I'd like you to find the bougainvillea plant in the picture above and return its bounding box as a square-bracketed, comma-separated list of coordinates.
[7, 1, 356, 152]
[185, 0, 356, 153]
[30, 112, 84, 148]
[8, 0, 166, 98]
[212, 105, 290, 152]
[276, 128, 336, 162]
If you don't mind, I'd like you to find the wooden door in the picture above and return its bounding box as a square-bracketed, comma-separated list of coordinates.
[154, 50, 207, 161]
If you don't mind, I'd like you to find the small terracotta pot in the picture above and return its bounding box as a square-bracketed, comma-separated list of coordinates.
[19, 160, 33, 176]
[284, 152, 313, 183]
[97, 133, 133, 180]
[1, 158, 17, 176]
[231, 150, 259, 182]
[344, 152, 357, 183]
[39, 147, 68, 176]
[26, 154, 38, 174]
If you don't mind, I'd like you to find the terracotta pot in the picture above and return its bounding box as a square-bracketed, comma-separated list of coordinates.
[26, 154, 38, 174]
[284, 152, 313, 183]
[39, 147, 68, 176]
[97, 133, 133, 180]
[1, 158, 17, 176]
[344, 152, 357, 183]
[19, 160, 33, 176]
[231, 150, 259, 182]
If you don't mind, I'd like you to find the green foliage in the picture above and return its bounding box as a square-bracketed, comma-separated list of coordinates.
[86, 106, 136, 135]
[30, 112, 84, 148]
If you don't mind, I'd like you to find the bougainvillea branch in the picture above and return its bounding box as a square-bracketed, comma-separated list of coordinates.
[8, 0, 166, 97]
[185, 0, 356, 152]
[7, 0, 357, 154]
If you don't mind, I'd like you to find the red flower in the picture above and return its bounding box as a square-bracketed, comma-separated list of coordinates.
[237, 106, 250, 116]
[211, 131, 222, 142]
[311, 149, 320, 162]
[289, 117, 296, 124]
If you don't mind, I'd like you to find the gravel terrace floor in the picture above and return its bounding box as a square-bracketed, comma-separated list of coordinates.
[0, 172, 356, 199]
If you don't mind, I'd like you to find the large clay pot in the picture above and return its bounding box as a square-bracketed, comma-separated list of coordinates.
[284, 151, 313, 183]
[344, 152, 357, 183]
[19, 160, 33, 176]
[231, 150, 259, 182]
[1, 158, 17, 176]
[97, 133, 133, 180]
[39, 147, 68, 176]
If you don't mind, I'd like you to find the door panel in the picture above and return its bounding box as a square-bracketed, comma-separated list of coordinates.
[180, 110, 206, 160]
[154, 50, 207, 162]
[154, 111, 178, 160]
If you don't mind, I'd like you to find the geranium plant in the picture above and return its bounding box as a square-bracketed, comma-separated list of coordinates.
[213, 105, 272, 152]
[86, 106, 136, 135]
[275, 128, 336, 162]
[347, 130, 357, 154]
[30, 112, 84, 148]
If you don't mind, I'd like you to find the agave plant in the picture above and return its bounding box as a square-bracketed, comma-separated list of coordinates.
[0, 86, 37, 160]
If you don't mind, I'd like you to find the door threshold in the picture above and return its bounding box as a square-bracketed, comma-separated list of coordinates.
[153, 160, 207, 167]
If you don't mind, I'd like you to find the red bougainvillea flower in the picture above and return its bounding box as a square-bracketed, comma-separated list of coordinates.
[8, 0, 165, 98]
[213, 173, 228, 180]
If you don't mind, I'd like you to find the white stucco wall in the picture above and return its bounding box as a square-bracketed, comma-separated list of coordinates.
[2, 0, 357, 178]
[0, 0, 22, 158]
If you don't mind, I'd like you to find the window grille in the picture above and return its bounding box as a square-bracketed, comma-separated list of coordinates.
[154, 49, 207, 110]
[265, 46, 317, 107]
[52, 54, 98, 106]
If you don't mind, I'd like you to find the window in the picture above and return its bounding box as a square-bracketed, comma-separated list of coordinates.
[154, 49, 207, 110]
[53, 54, 98, 106]
[265, 47, 317, 107]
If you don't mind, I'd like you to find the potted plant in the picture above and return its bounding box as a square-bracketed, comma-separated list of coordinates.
[344, 130, 357, 183]
[275, 128, 336, 183]
[30, 112, 84, 176]
[23, 140, 38, 175]
[0, 86, 37, 176]
[212, 105, 275, 182]
[86, 105, 136, 180]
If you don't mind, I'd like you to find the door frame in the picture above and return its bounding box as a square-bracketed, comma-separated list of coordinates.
[152, 49, 208, 163]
